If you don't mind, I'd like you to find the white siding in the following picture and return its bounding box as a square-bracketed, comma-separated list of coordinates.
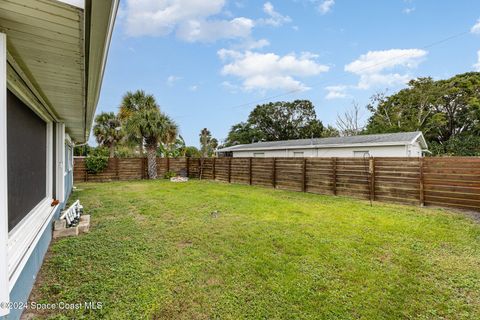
[232, 145, 417, 158]
[408, 142, 423, 157]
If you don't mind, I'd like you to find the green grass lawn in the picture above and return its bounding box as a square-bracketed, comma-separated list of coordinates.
[28, 180, 480, 319]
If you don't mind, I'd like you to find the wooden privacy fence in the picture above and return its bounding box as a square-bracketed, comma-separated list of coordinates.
[74, 157, 480, 212]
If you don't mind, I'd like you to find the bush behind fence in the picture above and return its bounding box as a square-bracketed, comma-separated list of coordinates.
[74, 156, 480, 212]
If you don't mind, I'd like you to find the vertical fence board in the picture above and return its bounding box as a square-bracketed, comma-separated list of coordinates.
[369, 158, 375, 202]
[419, 158, 424, 207]
[332, 158, 337, 195]
[249, 158, 252, 185]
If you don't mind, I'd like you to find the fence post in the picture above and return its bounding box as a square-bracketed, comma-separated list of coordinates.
[166, 157, 170, 173]
[186, 157, 190, 177]
[272, 158, 276, 188]
[228, 157, 232, 183]
[332, 157, 337, 195]
[369, 158, 375, 202]
[249, 158, 252, 185]
[419, 157, 425, 207]
[213, 158, 216, 180]
[302, 158, 307, 192]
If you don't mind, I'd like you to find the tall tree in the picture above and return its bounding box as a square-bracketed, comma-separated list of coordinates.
[223, 100, 324, 146]
[119, 90, 157, 121]
[223, 122, 265, 147]
[199, 128, 218, 157]
[199, 128, 218, 179]
[119, 90, 158, 153]
[365, 72, 480, 155]
[124, 100, 178, 179]
[336, 101, 364, 136]
[321, 125, 340, 137]
[93, 112, 123, 157]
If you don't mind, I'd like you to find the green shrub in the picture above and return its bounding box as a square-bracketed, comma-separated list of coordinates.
[85, 148, 109, 174]
[164, 171, 176, 179]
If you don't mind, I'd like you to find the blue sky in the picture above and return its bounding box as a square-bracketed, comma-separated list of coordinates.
[92, 0, 480, 147]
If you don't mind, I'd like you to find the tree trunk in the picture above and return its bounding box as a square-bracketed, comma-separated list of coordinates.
[147, 146, 157, 179]
[109, 145, 115, 158]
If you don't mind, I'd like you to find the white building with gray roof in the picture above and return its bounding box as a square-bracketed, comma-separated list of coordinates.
[216, 131, 428, 158]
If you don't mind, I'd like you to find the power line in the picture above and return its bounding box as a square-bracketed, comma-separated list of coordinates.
[228, 30, 470, 110]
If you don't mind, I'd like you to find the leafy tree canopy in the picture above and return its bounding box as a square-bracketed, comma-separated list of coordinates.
[93, 112, 124, 157]
[365, 72, 480, 155]
[223, 100, 324, 147]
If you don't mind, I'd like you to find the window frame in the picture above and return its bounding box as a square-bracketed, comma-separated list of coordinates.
[7, 114, 55, 290]
[253, 152, 265, 158]
[0, 32, 9, 317]
[56, 123, 65, 203]
[65, 135, 73, 173]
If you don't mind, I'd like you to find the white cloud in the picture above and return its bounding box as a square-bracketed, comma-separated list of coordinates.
[403, 7, 415, 14]
[218, 48, 244, 61]
[166, 75, 182, 86]
[176, 17, 254, 42]
[235, 38, 271, 50]
[345, 49, 427, 89]
[474, 50, 480, 71]
[471, 19, 480, 34]
[189, 85, 199, 91]
[318, 0, 335, 15]
[219, 50, 329, 92]
[259, 2, 291, 27]
[123, 0, 254, 42]
[325, 85, 348, 99]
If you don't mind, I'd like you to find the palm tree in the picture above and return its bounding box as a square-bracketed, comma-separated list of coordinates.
[158, 135, 187, 158]
[119, 90, 159, 153]
[199, 128, 218, 179]
[93, 112, 123, 157]
[125, 107, 178, 179]
[119, 90, 157, 121]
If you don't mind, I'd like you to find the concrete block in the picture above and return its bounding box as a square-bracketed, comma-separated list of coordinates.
[78, 215, 90, 233]
[53, 226, 79, 239]
[54, 219, 66, 230]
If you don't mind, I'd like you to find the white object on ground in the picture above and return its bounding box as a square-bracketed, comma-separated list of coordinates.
[60, 200, 83, 226]
[170, 177, 189, 182]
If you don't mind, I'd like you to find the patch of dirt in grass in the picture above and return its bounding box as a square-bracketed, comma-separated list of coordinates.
[427, 205, 480, 223]
[464, 211, 480, 223]
[176, 240, 193, 249]
[377, 252, 392, 264]
[206, 277, 223, 286]
[152, 294, 209, 320]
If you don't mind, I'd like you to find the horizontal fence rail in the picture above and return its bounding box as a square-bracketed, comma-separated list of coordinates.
[74, 157, 480, 212]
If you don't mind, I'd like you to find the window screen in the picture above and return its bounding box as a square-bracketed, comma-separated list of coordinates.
[7, 90, 47, 231]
